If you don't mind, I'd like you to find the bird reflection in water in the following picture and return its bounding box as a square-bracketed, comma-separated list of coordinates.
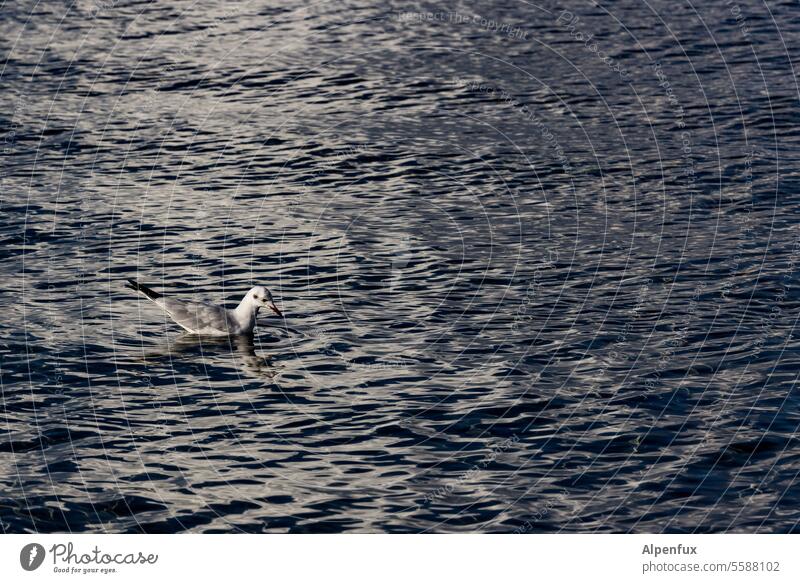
[145, 333, 277, 379]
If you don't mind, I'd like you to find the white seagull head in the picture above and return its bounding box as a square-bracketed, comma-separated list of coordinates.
[245, 286, 282, 317]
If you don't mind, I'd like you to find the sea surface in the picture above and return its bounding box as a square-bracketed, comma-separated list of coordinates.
[2, 0, 800, 533]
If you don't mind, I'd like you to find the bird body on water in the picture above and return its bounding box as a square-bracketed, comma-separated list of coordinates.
[126, 279, 282, 336]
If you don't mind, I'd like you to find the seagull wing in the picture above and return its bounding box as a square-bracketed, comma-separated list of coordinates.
[127, 280, 235, 335]
[156, 298, 233, 335]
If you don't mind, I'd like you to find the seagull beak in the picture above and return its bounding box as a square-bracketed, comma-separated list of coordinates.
[268, 302, 283, 317]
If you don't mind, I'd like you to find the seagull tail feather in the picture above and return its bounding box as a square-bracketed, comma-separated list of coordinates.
[126, 279, 161, 301]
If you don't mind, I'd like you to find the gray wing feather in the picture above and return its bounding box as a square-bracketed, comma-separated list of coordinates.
[157, 298, 232, 334]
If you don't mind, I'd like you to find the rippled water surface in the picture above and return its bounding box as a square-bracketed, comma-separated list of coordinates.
[2, 0, 800, 533]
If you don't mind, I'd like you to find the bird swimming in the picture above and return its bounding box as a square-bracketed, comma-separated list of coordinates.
[126, 279, 283, 336]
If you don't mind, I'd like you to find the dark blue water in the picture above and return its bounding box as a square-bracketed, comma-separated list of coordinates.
[2, 0, 800, 533]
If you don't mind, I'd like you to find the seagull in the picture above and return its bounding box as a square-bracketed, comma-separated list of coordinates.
[126, 279, 283, 336]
